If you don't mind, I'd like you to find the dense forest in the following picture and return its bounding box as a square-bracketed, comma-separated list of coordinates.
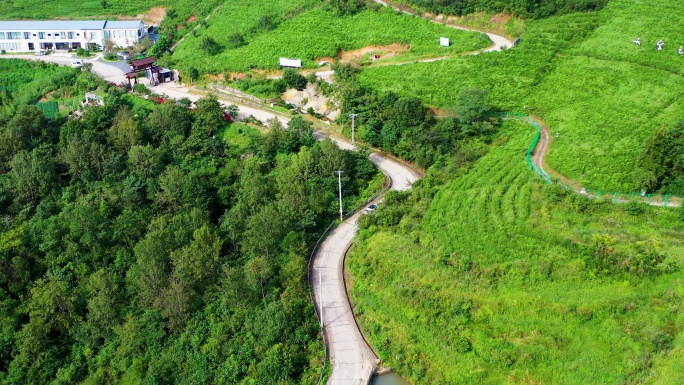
[392, 0, 609, 19]
[0, 60, 380, 384]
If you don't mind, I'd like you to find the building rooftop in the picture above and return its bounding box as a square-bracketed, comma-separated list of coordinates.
[0, 20, 142, 31]
[104, 20, 143, 29]
[130, 56, 156, 68]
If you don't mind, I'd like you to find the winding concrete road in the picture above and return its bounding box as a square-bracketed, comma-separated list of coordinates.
[2, 11, 511, 382]
[311, 147, 419, 385]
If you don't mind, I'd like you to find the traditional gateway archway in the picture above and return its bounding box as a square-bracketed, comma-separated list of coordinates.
[124, 56, 161, 87]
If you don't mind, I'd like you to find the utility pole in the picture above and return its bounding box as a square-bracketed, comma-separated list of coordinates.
[336, 171, 344, 222]
[349, 113, 357, 146]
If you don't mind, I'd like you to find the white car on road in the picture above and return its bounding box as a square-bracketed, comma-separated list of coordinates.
[71, 60, 84, 68]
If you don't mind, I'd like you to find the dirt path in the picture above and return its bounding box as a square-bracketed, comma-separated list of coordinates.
[522, 115, 681, 207]
[264, 0, 514, 84]
[170, 3, 226, 51]
[371, 0, 513, 52]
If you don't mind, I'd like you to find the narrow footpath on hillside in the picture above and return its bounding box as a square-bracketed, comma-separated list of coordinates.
[519, 114, 681, 207]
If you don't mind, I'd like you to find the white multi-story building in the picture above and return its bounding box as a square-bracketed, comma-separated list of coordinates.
[0, 20, 145, 52]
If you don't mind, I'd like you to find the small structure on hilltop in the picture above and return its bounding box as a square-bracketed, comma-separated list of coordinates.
[440, 37, 450, 47]
[279, 57, 302, 68]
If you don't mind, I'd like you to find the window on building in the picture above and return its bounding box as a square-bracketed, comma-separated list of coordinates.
[0, 43, 20, 50]
[23, 32, 30, 39]
[60, 32, 65, 39]
[103, 31, 110, 38]
[39, 32, 45, 39]
[6, 32, 21, 40]
[68, 31, 74, 39]
[0, 33, 5, 40]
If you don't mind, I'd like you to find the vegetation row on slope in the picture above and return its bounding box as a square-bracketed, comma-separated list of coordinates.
[391, 0, 608, 19]
[357, 1, 684, 191]
[170, 4, 489, 74]
[348, 121, 684, 384]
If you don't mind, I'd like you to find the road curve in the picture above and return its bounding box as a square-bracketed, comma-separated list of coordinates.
[372, 0, 514, 52]
[1, 16, 490, 380]
[311, 149, 418, 385]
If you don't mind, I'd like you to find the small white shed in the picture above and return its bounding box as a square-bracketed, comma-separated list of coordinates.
[279, 58, 302, 68]
[439, 37, 450, 47]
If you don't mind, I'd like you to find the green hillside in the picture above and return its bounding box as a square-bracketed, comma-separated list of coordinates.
[348, 121, 684, 384]
[170, 4, 490, 74]
[358, 0, 684, 191]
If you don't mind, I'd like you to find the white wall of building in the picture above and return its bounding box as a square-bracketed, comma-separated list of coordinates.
[0, 21, 145, 53]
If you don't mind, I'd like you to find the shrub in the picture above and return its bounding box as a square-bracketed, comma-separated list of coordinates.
[226, 33, 246, 49]
[282, 69, 307, 90]
[134, 83, 149, 94]
[624, 200, 646, 216]
[200, 36, 221, 55]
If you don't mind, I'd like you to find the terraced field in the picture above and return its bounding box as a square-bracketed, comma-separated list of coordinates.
[348, 121, 684, 384]
[171, 5, 490, 74]
[358, 0, 684, 191]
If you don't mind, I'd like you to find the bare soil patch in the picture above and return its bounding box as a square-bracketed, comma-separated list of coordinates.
[115, 7, 166, 24]
[144, 7, 167, 24]
[186, 15, 197, 23]
[207, 73, 225, 82]
[227, 72, 246, 81]
[338, 44, 409, 62]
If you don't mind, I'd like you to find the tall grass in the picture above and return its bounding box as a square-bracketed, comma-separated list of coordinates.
[348, 121, 684, 384]
[171, 5, 490, 73]
[357, 1, 684, 190]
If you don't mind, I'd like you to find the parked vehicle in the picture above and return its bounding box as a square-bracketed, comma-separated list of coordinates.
[71, 60, 83, 68]
[363, 204, 378, 214]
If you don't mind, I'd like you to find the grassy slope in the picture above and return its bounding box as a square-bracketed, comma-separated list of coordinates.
[357, 11, 600, 109]
[348, 121, 684, 384]
[0, 59, 77, 119]
[3, 0, 183, 19]
[359, 0, 684, 191]
[171, 5, 491, 73]
[530, 56, 684, 191]
[530, 0, 684, 191]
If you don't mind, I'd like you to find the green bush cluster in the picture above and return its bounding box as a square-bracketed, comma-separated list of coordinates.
[0, 75, 381, 383]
